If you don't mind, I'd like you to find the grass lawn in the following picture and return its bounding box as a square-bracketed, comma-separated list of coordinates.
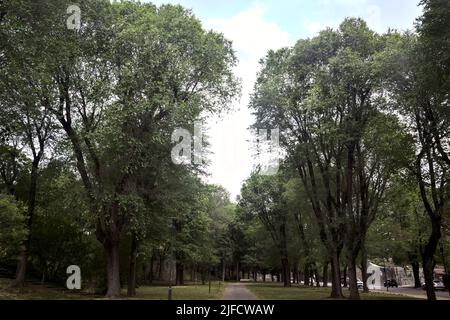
[128, 281, 225, 300]
[0, 278, 224, 300]
[0, 278, 98, 300]
[246, 282, 419, 300]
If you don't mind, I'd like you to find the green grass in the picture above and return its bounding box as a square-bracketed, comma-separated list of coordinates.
[0, 278, 98, 300]
[0, 278, 224, 300]
[128, 281, 225, 300]
[0, 278, 418, 300]
[246, 282, 419, 300]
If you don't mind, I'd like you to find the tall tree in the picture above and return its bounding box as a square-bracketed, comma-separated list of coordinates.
[251, 18, 412, 299]
[239, 172, 291, 287]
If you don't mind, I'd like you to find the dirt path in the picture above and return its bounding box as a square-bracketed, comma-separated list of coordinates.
[223, 283, 258, 300]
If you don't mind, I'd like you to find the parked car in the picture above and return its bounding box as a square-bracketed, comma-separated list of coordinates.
[384, 279, 398, 288]
[357, 279, 364, 289]
[422, 280, 446, 291]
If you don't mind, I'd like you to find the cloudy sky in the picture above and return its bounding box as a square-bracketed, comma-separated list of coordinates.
[147, 0, 424, 200]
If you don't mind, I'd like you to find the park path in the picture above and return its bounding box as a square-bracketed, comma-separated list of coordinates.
[223, 282, 258, 300]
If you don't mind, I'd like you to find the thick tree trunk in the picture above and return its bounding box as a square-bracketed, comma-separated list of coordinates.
[105, 239, 121, 298]
[12, 159, 39, 287]
[423, 256, 436, 300]
[330, 252, 343, 298]
[281, 257, 290, 287]
[412, 261, 421, 288]
[347, 253, 360, 300]
[13, 250, 28, 287]
[422, 218, 441, 301]
[127, 237, 138, 297]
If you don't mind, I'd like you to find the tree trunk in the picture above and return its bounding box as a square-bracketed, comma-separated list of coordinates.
[422, 218, 441, 301]
[360, 242, 369, 293]
[293, 265, 298, 284]
[12, 159, 40, 287]
[314, 268, 320, 287]
[176, 262, 184, 286]
[330, 252, 343, 298]
[13, 250, 28, 287]
[158, 254, 164, 280]
[342, 265, 347, 287]
[412, 261, 421, 288]
[127, 237, 138, 297]
[303, 265, 309, 286]
[322, 262, 329, 287]
[105, 239, 121, 298]
[281, 257, 290, 287]
[222, 259, 226, 283]
[201, 269, 206, 285]
[149, 254, 154, 284]
[347, 253, 360, 300]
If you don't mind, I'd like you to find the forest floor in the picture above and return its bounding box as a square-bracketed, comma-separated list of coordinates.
[0, 278, 224, 300]
[246, 282, 420, 300]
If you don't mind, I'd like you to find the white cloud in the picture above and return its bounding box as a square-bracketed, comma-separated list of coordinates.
[303, 20, 337, 37]
[204, 5, 291, 199]
[206, 5, 291, 62]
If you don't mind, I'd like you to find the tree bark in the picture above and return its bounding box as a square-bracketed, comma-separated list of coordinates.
[281, 257, 290, 287]
[322, 262, 329, 287]
[127, 236, 138, 297]
[293, 265, 298, 284]
[342, 265, 347, 287]
[347, 253, 360, 300]
[105, 239, 121, 298]
[360, 242, 369, 293]
[411, 261, 421, 288]
[303, 265, 309, 286]
[149, 254, 154, 284]
[175, 262, 184, 286]
[422, 218, 441, 301]
[12, 158, 40, 287]
[330, 252, 343, 298]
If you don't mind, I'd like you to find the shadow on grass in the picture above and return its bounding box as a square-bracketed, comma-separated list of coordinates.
[245, 282, 419, 300]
